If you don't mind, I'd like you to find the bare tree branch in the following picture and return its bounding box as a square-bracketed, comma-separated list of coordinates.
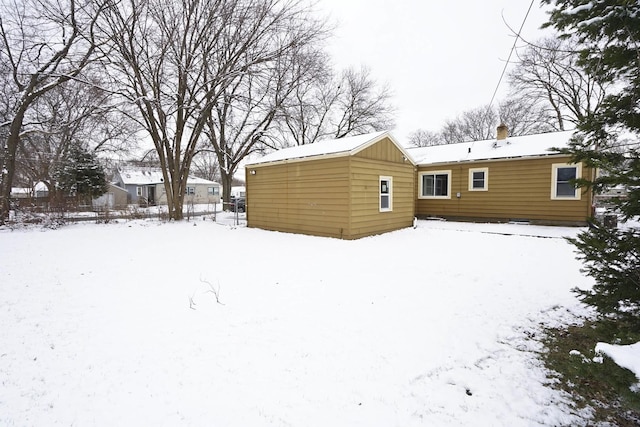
[0, 0, 110, 222]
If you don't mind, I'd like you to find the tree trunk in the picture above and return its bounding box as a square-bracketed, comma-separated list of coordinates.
[220, 168, 234, 210]
[171, 201, 184, 220]
[161, 178, 185, 221]
[0, 110, 27, 222]
[172, 180, 185, 220]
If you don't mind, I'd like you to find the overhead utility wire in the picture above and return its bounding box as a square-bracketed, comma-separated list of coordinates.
[488, 0, 535, 108]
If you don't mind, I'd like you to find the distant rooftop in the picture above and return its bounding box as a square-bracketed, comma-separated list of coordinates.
[117, 167, 219, 185]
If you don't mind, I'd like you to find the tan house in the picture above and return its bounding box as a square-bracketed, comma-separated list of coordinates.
[408, 127, 593, 226]
[245, 131, 416, 239]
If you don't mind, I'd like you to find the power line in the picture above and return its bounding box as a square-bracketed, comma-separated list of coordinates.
[488, 0, 535, 109]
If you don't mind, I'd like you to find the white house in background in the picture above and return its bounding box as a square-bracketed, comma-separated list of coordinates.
[10, 187, 32, 199]
[10, 181, 49, 199]
[113, 167, 221, 206]
[230, 186, 246, 199]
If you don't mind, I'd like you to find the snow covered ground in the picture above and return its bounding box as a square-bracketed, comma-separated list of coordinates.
[0, 216, 601, 425]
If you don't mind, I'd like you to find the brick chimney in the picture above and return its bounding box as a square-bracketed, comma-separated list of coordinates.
[496, 123, 508, 140]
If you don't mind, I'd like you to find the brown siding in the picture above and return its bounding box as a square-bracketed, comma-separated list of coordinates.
[356, 137, 407, 163]
[247, 157, 351, 239]
[348, 157, 415, 239]
[415, 156, 592, 225]
[247, 137, 416, 239]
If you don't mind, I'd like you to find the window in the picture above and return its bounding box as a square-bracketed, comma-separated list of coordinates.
[551, 163, 581, 200]
[379, 176, 392, 212]
[419, 171, 451, 199]
[136, 186, 142, 196]
[207, 187, 219, 196]
[468, 168, 488, 191]
[186, 186, 195, 195]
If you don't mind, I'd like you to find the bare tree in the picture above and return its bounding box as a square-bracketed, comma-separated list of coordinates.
[508, 36, 607, 131]
[191, 151, 221, 182]
[425, 97, 554, 144]
[103, 0, 326, 219]
[201, 2, 328, 204]
[276, 50, 336, 146]
[277, 65, 396, 147]
[497, 97, 555, 136]
[332, 66, 395, 138]
[0, 0, 108, 222]
[15, 76, 136, 202]
[408, 129, 445, 147]
[441, 105, 497, 143]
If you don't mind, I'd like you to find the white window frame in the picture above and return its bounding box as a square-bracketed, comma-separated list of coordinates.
[468, 167, 488, 191]
[379, 176, 393, 212]
[186, 186, 196, 195]
[136, 186, 142, 196]
[207, 186, 219, 196]
[418, 170, 451, 199]
[551, 163, 582, 200]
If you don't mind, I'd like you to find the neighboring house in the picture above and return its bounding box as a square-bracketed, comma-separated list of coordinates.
[93, 183, 129, 210]
[408, 126, 593, 226]
[230, 186, 246, 199]
[174, 175, 222, 206]
[113, 168, 161, 205]
[10, 182, 49, 208]
[10, 187, 32, 200]
[113, 167, 221, 206]
[34, 182, 49, 198]
[10, 182, 49, 199]
[245, 131, 416, 239]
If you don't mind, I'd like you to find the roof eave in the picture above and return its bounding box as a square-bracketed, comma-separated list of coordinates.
[247, 150, 352, 168]
[416, 152, 573, 167]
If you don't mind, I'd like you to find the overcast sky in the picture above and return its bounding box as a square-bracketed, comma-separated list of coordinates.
[316, 0, 554, 142]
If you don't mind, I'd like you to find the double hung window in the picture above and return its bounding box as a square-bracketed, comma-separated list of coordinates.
[379, 176, 392, 212]
[468, 168, 488, 191]
[551, 164, 581, 200]
[419, 171, 451, 199]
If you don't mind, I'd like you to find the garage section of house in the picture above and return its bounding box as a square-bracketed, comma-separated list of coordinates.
[245, 131, 416, 239]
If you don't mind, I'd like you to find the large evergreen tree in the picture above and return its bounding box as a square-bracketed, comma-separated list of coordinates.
[54, 144, 107, 206]
[542, 0, 640, 325]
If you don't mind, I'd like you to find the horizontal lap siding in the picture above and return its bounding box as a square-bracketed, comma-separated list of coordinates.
[247, 157, 351, 239]
[415, 156, 592, 225]
[350, 141, 416, 239]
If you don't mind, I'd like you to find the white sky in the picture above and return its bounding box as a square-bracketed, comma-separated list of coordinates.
[317, 0, 554, 141]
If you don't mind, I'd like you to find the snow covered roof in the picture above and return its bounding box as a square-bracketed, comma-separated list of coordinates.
[117, 167, 219, 186]
[10, 181, 48, 196]
[248, 131, 415, 166]
[408, 131, 576, 165]
[10, 188, 31, 196]
[34, 182, 48, 192]
[118, 168, 164, 185]
[186, 176, 220, 185]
